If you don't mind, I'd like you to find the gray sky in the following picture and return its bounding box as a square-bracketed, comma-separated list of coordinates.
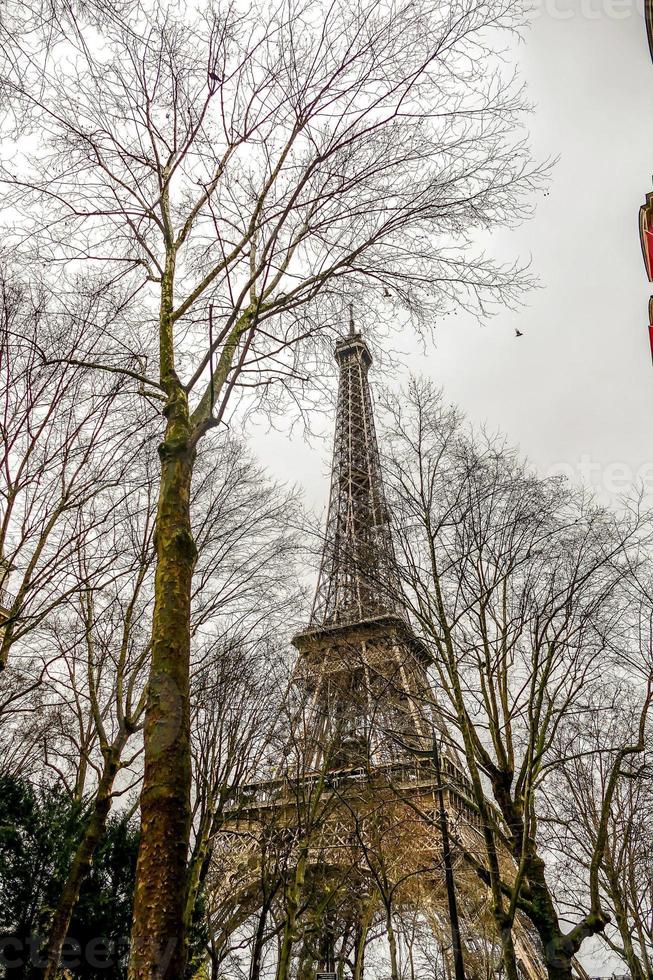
[251, 9, 652, 972]
[253, 0, 653, 519]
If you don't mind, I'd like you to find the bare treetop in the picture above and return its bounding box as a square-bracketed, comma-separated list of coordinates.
[3, 0, 539, 426]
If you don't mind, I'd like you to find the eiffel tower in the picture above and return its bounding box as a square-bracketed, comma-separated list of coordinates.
[217, 320, 547, 980]
[291, 317, 437, 775]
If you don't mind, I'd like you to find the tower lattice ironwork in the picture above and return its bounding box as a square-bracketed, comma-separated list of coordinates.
[291, 323, 434, 773]
[309, 322, 400, 628]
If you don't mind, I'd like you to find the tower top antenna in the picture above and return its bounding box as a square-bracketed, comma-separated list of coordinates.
[349, 302, 355, 336]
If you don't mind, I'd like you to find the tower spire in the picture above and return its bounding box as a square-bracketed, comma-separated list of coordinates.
[308, 319, 402, 628]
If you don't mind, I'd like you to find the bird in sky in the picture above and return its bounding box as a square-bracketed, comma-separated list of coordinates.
[515, 329, 523, 338]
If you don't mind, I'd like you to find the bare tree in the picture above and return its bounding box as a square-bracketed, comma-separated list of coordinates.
[268, 699, 348, 980]
[343, 796, 433, 980]
[186, 636, 289, 942]
[382, 379, 653, 980]
[0, 276, 154, 978]
[543, 695, 653, 980]
[0, 429, 302, 978]
[31, 447, 157, 978]
[0, 661, 55, 780]
[200, 678, 371, 980]
[0, 271, 147, 669]
[1, 0, 543, 970]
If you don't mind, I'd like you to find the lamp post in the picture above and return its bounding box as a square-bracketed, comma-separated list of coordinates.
[432, 735, 466, 980]
[316, 924, 336, 980]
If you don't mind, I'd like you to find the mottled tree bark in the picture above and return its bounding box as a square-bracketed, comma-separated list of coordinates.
[128, 305, 197, 978]
[276, 850, 307, 980]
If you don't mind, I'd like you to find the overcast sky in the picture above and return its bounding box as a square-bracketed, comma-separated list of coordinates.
[252, 1, 653, 520]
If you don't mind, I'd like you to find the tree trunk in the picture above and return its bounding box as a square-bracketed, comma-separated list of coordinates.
[336, 919, 352, 980]
[607, 871, 647, 980]
[539, 956, 574, 980]
[129, 391, 196, 980]
[498, 922, 521, 980]
[436, 642, 524, 980]
[40, 750, 122, 979]
[353, 907, 371, 980]
[296, 942, 314, 980]
[184, 825, 210, 932]
[433, 737, 466, 980]
[407, 937, 416, 980]
[276, 924, 294, 980]
[616, 926, 646, 980]
[492, 782, 594, 980]
[276, 852, 307, 980]
[528, 893, 575, 980]
[522, 851, 600, 980]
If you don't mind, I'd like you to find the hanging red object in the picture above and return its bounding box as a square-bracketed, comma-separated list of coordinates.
[639, 191, 653, 281]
